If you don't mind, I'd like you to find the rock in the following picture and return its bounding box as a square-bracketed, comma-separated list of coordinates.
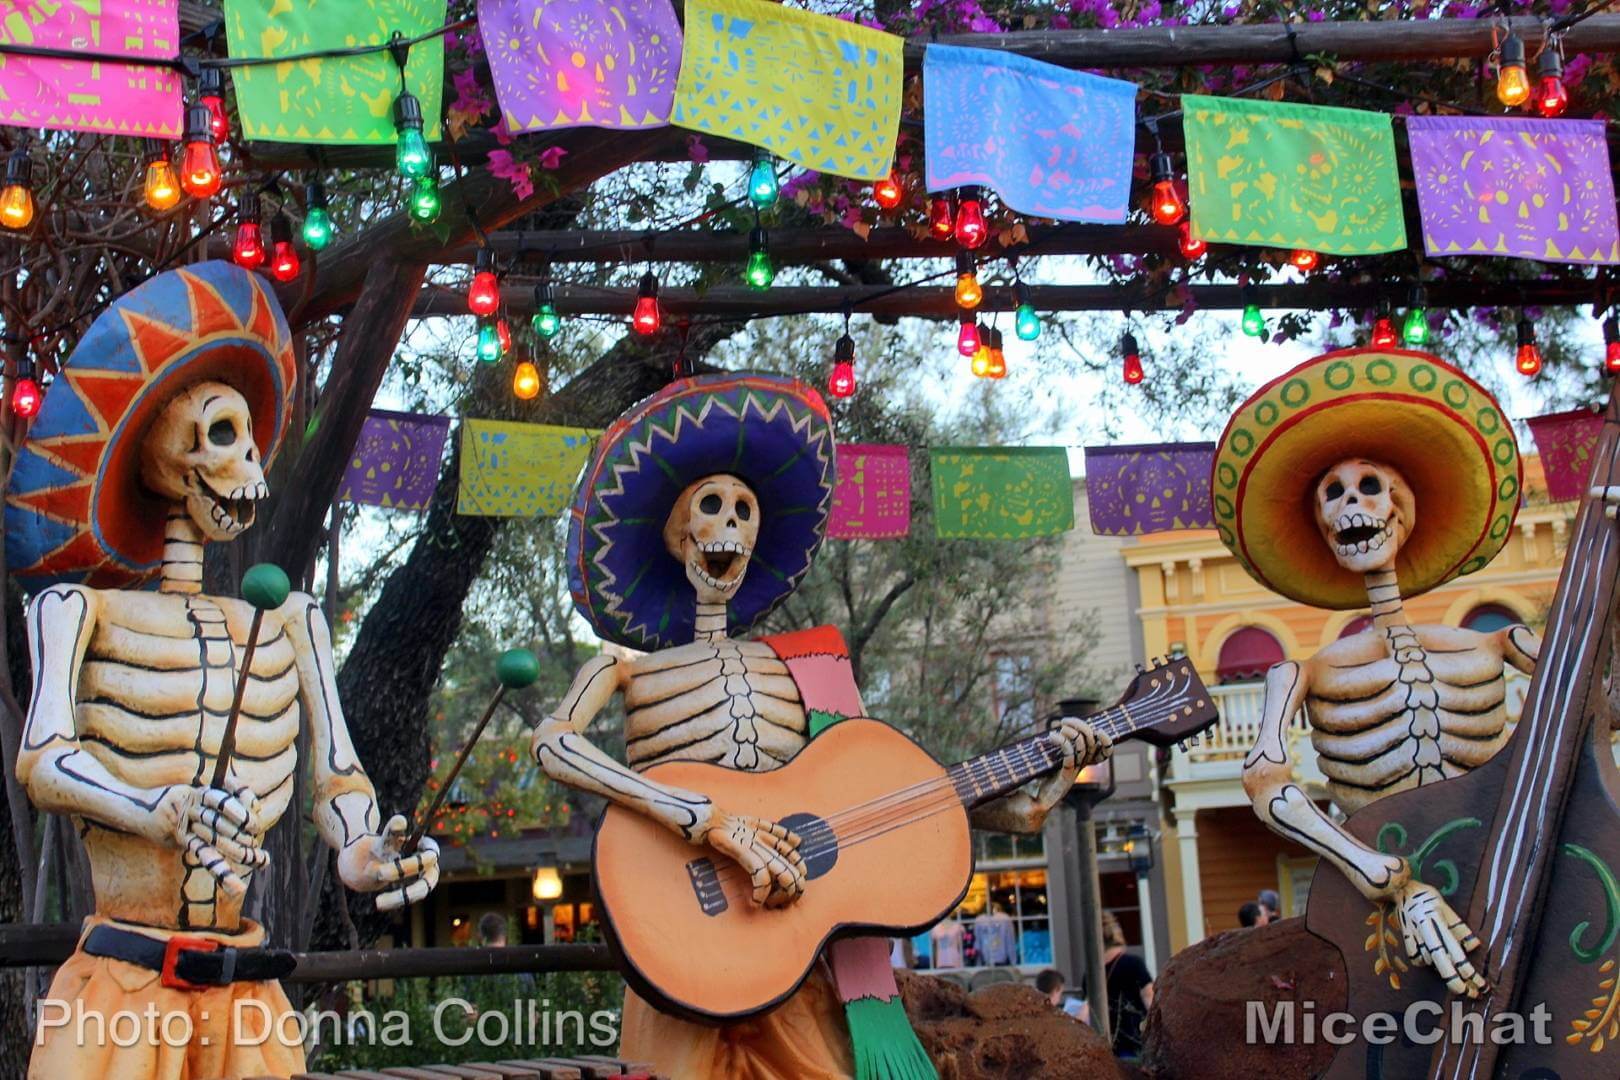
[898, 970, 1125, 1080]
[1139, 916, 1346, 1080]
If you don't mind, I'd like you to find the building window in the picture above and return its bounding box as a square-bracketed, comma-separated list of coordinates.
[1463, 603, 1519, 633]
[1215, 626, 1285, 683]
[912, 833, 1050, 970]
[991, 652, 1037, 734]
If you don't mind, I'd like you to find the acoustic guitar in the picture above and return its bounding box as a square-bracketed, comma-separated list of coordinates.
[592, 656, 1218, 1022]
[1305, 383, 1620, 1078]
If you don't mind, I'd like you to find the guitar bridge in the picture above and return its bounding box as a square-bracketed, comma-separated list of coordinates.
[686, 857, 728, 917]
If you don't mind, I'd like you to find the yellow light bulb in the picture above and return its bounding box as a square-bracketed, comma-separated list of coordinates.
[144, 160, 181, 210]
[0, 184, 34, 229]
[1497, 63, 1531, 107]
[955, 273, 983, 310]
[513, 360, 542, 401]
[532, 865, 563, 900]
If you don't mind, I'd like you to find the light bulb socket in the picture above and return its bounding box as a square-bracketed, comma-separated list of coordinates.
[835, 334, 855, 363]
[1122, 332, 1140, 356]
[5, 147, 30, 188]
[1536, 44, 1563, 79]
[393, 90, 424, 131]
[534, 281, 554, 305]
[1376, 296, 1393, 318]
[271, 212, 292, 244]
[143, 139, 168, 166]
[305, 179, 327, 210]
[1501, 32, 1526, 70]
[749, 224, 768, 252]
[1241, 284, 1260, 306]
[17, 355, 35, 381]
[183, 104, 215, 145]
[959, 310, 975, 328]
[638, 271, 659, 299]
[237, 191, 260, 219]
[987, 326, 1003, 350]
[1149, 151, 1174, 184]
[1605, 315, 1620, 345]
[1015, 281, 1034, 307]
[198, 66, 224, 98]
[1516, 316, 1535, 346]
[475, 248, 497, 275]
[1407, 284, 1428, 308]
[955, 251, 975, 275]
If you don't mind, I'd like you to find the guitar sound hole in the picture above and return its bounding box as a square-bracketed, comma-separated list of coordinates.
[778, 812, 838, 880]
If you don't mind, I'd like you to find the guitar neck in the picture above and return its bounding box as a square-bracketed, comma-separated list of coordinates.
[948, 704, 1134, 810]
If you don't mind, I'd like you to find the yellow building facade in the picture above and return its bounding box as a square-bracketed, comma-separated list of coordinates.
[1126, 458, 1571, 951]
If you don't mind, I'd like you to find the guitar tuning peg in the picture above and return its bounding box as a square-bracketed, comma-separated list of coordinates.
[1135, 663, 1146, 674]
[1177, 739, 1188, 752]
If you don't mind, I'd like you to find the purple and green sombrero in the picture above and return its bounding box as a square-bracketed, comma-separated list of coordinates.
[6, 262, 297, 592]
[567, 372, 836, 651]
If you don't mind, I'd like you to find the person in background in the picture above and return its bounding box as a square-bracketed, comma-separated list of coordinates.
[1258, 888, 1282, 922]
[1036, 969, 1085, 1019]
[1097, 910, 1154, 1059]
[1238, 901, 1269, 928]
[479, 912, 509, 948]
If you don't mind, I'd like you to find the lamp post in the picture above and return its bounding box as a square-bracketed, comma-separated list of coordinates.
[1051, 696, 1115, 1044]
[1124, 821, 1158, 974]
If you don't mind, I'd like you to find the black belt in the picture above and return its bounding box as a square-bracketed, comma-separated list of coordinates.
[83, 924, 297, 990]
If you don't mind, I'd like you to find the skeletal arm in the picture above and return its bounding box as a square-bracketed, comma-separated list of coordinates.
[1241, 660, 1408, 901]
[970, 718, 1112, 835]
[531, 655, 716, 842]
[282, 593, 438, 911]
[1496, 624, 1539, 678]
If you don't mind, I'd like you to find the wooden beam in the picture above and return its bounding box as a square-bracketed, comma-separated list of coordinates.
[439, 225, 1182, 265]
[413, 279, 1606, 319]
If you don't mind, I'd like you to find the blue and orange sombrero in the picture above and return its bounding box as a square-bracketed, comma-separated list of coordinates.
[567, 373, 836, 651]
[6, 262, 297, 592]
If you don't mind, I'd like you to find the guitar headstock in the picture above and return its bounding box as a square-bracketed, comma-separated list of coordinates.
[1112, 655, 1219, 747]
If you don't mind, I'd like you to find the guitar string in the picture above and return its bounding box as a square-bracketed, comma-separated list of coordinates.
[696, 697, 1199, 897]
[703, 688, 1198, 873]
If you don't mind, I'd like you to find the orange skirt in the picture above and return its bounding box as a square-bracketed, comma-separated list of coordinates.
[620, 962, 854, 1079]
[28, 916, 307, 1080]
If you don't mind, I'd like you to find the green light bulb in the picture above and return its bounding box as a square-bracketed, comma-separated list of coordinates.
[408, 176, 440, 223]
[1402, 307, 1429, 346]
[745, 249, 774, 290]
[302, 206, 333, 251]
[1242, 304, 1265, 338]
[476, 321, 501, 363]
[397, 128, 431, 179]
[1015, 303, 1042, 342]
[532, 302, 561, 338]
[748, 156, 778, 210]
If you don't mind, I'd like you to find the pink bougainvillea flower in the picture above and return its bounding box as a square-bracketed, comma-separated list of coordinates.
[537, 145, 569, 170]
[487, 149, 534, 200]
[687, 135, 710, 164]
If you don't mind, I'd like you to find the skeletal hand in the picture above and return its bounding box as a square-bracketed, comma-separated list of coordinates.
[1394, 879, 1487, 998]
[706, 810, 807, 909]
[156, 783, 268, 898]
[1034, 717, 1113, 810]
[338, 813, 442, 913]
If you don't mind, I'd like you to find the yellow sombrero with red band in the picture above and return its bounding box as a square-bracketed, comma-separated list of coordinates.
[1211, 347, 1522, 610]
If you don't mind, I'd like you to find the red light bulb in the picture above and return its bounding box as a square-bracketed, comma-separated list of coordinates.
[233, 221, 264, 269]
[468, 249, 501, 316]
[1122, 333, 1144, 385]
[954, 189, 987, 250]
[1371, 317, 1397, 348]
[496, 316, 512, 355]
[929, 195, 954, 240]
[633, 271, 661, 335]
[1178, 221, 1206, 259]
[179, 105, 220, 199]
[1515, 317, 1541, 376]
[269, 214, 299, 282]
[1606, 340, 1620, 375]
[873, 171, 904, 211]
[1147, 151, 1185, 225]
[1290, 249, 1319, 272]
[11, 374, 40, 418]
[829, 361, 856, 398]
[199, 68, 229, 143]
[956, 315, 981, 357]
[1536, 76, 1569, 117]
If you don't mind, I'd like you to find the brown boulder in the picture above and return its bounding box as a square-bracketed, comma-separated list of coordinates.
[898, 970, 1125, 1080]
[1139, 916, 1346, 1080]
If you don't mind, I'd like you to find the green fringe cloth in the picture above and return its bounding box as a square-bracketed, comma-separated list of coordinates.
[845, 995, 937, 1080]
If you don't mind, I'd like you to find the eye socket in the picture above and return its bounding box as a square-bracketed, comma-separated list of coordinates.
[1358, 475, 1382, 495]
[207, 419, 237, 447]
[699, 493, 723, 515]
[1324, 480, 1345, 501]
[736, 500, 752, 522]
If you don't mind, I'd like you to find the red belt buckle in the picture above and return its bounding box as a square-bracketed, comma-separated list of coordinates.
[160, 934, 219, 990]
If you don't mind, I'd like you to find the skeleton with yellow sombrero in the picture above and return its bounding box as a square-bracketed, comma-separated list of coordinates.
[8, 262, 439, 1079]
[1215, 346, 1557, 1000]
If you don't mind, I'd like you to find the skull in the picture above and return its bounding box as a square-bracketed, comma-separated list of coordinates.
[663, 474, 760, 604]
[1313, 458, 1414, 574]
[139, 382, 268, 542]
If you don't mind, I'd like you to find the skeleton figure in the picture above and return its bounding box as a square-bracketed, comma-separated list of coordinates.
[1242, 457, 1540, 998]
[18, 382, 440, 931]
[533, 473, 1111, 908]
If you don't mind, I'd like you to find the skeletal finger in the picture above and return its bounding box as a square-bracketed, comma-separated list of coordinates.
[374, 852, 428, 886]
[1097, 731, 1114, 760]
[749, 861, 773, 906]
[187, 837, 247, 897]
[1450, 917, 1481, 953]
[768, 830, 806, 868]
[190, 823, 267, 868]
[198, 805, 255, 844]
[199, 788, 254, 831]
[376, 876, 431, 913]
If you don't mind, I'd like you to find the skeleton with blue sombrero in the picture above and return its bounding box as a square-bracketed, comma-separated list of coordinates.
[9, 262, 440, 1079]
[532, 372, 1111, 1079]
